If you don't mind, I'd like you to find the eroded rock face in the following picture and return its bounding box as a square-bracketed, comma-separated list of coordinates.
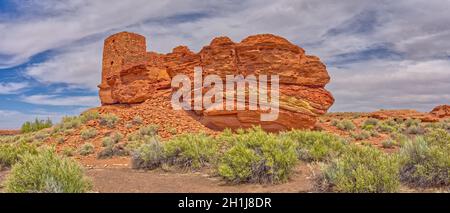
[98, 32, 334, 131]
[430, 105, 450, 118]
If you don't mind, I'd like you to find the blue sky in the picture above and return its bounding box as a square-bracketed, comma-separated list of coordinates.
[0, 0, 450, 129]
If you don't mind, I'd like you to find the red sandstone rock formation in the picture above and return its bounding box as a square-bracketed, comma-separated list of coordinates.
[369, 109, 439, 122]
[98, 32, 334, 131]
[430, 105, 450, 118]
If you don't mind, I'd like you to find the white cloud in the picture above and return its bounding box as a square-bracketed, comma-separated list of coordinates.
[328, 59, 450, 112]
[0, 82, 28, 94]
[21, 94, 99, 106]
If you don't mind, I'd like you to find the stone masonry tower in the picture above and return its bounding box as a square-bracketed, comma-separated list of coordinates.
[98, 32, 147, 104]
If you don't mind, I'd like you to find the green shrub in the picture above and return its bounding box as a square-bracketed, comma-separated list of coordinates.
[97, 144, 128, 159]
[21, 118, 53, 133]
[164, 133, 219, 169]
[218, 127, 298, 183]
[362, 118, 379, 130]
[102, 132, 123, 147]
[336, 120, 355, 131]
[319, 145, 400, 192]
[351, 131, 371, 141]
[78, 143, 94, 156]
[80, 111, 99, 123]
[139, 125, 159, 137]
[61, 116, 82, 130]
[405, 125, 424, 135]
[390, 132, 409, 146]
[5, 148, 91, 193]
[99, 113, 119, 128]
[405, 118, 420, 128]
[80, 128, 97, 140]
[378, 123, 396, 133]
[131, 139, 165, 169]
[281, 130, 346, 162]
[399, 131, 449, 187]
[0, 142, 38, 168]
[62, 147, 76, 157]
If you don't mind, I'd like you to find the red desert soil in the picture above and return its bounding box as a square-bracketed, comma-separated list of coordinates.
[85, 163, 316, 193]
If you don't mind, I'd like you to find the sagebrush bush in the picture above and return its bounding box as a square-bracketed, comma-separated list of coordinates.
[80, 111, 99, 123]
[378, 123, 396, 133]
[99, 113, 119, 128]
[218, 127, 298, 183]
[0, 142, 38, 168]
[164, 133, 219, 169]
[21, 118, 53, 133]
[131, 139, 165, 169]
[97, 144, 128, 159]
[399, 130, 449, 187]
[318, 145, 400, 193]
[102, 132, 123, 147]
[78, 143, 94, 156]
[405, 125, 425, 135]
[351, 130, 371, 141]
[5, 148, 92, 193]
[62, 147, 76, 157]
[405, 118, 420, 128]
[362, 118, 379, 130]
[61, 116, 82, 130]
[281, 130, 346, 162]
[80, 128, 97, 140]
[336, 119, 355, 131]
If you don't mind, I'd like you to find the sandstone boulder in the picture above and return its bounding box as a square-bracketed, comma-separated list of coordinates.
[98, 32, 334, 131]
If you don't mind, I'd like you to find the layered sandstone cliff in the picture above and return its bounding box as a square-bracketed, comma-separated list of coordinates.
[98, 32, 334, 131]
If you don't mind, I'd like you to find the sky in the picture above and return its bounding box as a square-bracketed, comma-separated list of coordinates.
[0, 0, 449, 129]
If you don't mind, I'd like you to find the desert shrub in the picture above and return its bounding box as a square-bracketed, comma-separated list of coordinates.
[362, 118, 379, 130]
[378, 123, 396, 133]
[131, 139, 165, 169]
[97, 144, 128, 159]
[164, 133, 219, 169]
[390, 132, 409, 146]
[382, 140, 396, 148]
[78, 143, 94, 156]
[132, 116, 143, 125]
[318, 145, 400, 193]
[5, 148, 91, 193]
[33, 131, 50, 141]
[61, 116, 82, 130]
[281, 130, 346, 162]
[21, 118, 53, 133]
[99, 113, 119, 128]
[336, 119, 355, 131]
[405, 125, 425, 135]
[351, 131, 371, 141]
[80, 111, 99, 123]
[62, 147, 76, 157]
[218, 127, 298, 183]
[369, 130, 379, 137]
[405, 118, 420, 128]
[399, 131, 449, 187]
[0, 142, 38, 168]
[80, 128, 97, 140]
[139, 125, 159, 137]
[102, 132, 123, 147]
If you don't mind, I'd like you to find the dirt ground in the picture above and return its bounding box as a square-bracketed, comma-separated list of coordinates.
[85, 163, 316, 193]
